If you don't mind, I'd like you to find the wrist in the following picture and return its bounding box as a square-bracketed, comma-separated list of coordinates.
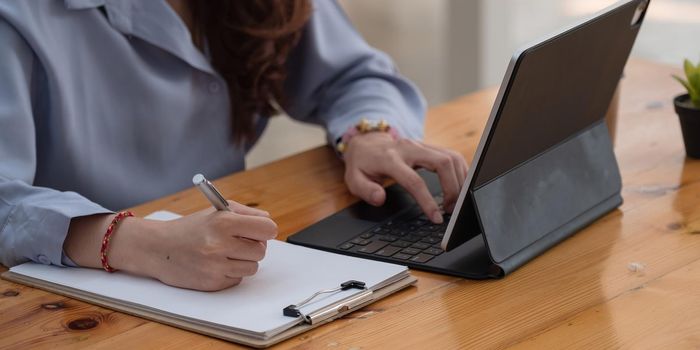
[107, 217, 163, 277]
[343, 132, 398, 167]
[336, 118, 399, 155]
[347, 131, 395, 148]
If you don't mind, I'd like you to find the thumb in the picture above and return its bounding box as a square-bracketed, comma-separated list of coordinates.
[345, 169, 386, 206]
[227, 200, 270, 217]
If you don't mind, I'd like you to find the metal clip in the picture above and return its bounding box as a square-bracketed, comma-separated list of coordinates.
[283, 280, 369, 324]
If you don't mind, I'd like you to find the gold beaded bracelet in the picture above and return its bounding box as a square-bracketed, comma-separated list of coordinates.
[337, 118, 399, 154]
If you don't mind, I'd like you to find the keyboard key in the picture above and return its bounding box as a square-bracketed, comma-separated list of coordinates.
[372, 227, 383, 233]
[411, 242, 431, 250]
[391, 229, 408, 237]
[379, 235, 398, 242]
[390, 240, 412, 248]
[338, 242, 354, 250]
[425, 225, 441, 232]
[409, 253, 435, 264]
[350, 238, 371, 246]
[423, 247, 444, 256]
[415, 230, 431, 237]
[393, 253, 412, 260]
[431, 232, 445, 239]
[401, 247, 421, 255]
[357, 241, 389, 254]
[410, 219, 428, 227]
[360, 232, 374, 239]
[375, 246, 402, 257]
[397, 223, 411, 230]
[403, 235, 422, 243]
[421, 237, 441, 244]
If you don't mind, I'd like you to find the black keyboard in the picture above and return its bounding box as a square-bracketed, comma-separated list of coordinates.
[337, 209, 451, 265]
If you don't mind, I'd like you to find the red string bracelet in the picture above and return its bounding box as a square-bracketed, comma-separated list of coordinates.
[100, 211, 134, 272]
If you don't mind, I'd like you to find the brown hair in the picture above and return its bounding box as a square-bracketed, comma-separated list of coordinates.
[190, 0, 312, 144]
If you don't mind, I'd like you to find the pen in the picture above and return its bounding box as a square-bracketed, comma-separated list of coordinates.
[192, 174, 231, 211]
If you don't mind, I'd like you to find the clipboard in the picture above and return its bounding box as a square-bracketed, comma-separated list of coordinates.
[3, 270, 415, 348]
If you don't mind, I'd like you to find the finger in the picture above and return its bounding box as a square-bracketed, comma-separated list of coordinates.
[223, 277, 243, 286]
[447, 150, 468, 186]
[212, 212, 278, 241]
[403, 146, 461, 213]
[345, 168, 386, 206]
[384, 160, 443, 223]
[226, 237, 267, 261]
[232, 215, 278, 241]
[224, 260, 259, 278]
[424, 145, 468, 192]
[227, 200, 270, 217]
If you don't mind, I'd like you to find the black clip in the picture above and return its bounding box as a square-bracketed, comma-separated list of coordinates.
[283, 280, 366, 318]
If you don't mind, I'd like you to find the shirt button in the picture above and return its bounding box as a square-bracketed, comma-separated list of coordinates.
[208, 81, 221, 94]
[37, 255, 51, 265]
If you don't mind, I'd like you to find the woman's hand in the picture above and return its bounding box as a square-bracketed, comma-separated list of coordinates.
[136, 201, 277, 291]
[65, 201, 277, 292]
[342, 132, 468, 224]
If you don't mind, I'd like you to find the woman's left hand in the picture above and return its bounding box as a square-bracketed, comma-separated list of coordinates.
[342, 132, 468, 224]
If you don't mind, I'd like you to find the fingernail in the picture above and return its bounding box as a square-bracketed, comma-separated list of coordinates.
[431, 211, 444, 224]
[371, 190, 383, 205]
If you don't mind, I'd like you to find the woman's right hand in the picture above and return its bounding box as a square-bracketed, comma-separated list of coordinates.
[135, 201, 278, 291]
[66, 201, 277, 292]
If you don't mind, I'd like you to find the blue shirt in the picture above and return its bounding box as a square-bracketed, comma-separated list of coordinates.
[0, 0, 426, 267]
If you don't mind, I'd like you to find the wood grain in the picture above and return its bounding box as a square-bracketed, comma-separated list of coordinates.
[1, 59, 698, 349]
[509, 257, 700, 350]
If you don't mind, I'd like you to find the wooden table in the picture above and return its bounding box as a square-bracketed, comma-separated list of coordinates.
[2, 60, 698, 349]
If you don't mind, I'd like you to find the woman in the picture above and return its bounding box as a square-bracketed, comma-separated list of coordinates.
[0, 0, 467, 291]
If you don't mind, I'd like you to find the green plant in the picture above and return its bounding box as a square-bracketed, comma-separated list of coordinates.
[673, 58, 700, 109]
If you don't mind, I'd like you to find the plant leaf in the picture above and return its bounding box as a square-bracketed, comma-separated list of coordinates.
[684, 59, 696, 78]
[674, 74, 693, 94]
[689, 71, 700, 96]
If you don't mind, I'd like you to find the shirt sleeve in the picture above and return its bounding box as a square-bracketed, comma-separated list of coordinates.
[284, 0, 427, 146]
[0, 18, 111, 267]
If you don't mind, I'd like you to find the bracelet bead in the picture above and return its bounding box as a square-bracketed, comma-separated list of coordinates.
[337, 118, 399, 154]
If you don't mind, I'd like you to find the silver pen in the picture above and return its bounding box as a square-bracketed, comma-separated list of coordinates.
[192, 174, 231, 211]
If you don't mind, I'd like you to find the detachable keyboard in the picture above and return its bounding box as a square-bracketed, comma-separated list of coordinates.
[336, 200, 450, 265]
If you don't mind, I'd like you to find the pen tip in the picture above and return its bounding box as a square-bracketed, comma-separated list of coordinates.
[192, 174, 205, 185]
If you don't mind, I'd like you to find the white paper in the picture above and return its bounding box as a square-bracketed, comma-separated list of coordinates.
[144, 210, 182, 221]
[10, 211, 407, 337]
